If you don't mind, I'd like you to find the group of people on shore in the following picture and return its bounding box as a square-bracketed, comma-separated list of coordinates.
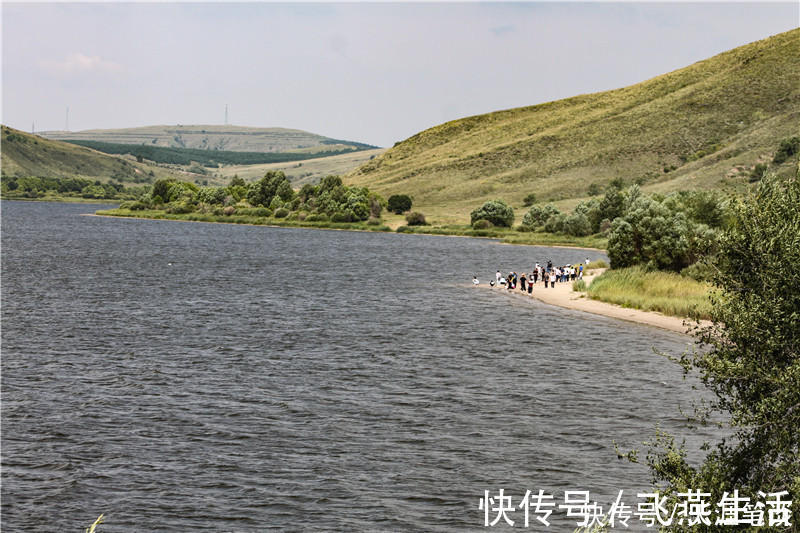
[473, 259, 589, 292]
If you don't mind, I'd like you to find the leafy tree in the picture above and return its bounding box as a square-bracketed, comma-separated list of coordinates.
[521, 202, 560, 229]
[388, 194, 413, 214]
[229, 174, 246, 188]
[470, 199, 514, 228]
[607, 195, 718, 271]
[642, 171, 800, 530]
[598, 185, 625, 222]
[151, 178, 176, 203]
[247, 171, 291, 207]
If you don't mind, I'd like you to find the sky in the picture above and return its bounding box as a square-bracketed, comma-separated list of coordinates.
[2, 2, 798, 148]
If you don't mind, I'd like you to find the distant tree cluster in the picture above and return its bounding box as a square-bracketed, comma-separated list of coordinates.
[0, 175, 146, 200]
[124, 171, 386, 223]
[63, 140, 374, 167]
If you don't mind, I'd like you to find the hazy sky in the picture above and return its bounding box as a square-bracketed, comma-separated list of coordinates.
[2, 2, 798, 147]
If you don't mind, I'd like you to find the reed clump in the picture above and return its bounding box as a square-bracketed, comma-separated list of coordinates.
[587, 266, 712, 320]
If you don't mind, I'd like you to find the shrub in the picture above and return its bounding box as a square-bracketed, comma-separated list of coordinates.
[405, 211, 427, 226]
[472, 219, 493, 230]
[120, 201, 148, 211]
[470, 199, 514, 227]
[330, 212, 347, 223]
[367, 217, 381, 226]
[395, 225, 413, 233]
[223, 206, 236, 216]
[749, 162, 768, 182]
[772, 136, 800, 165]
[521, 203, 560, 229]
[563, 212, 591, 237]
[166, 202, 194, 215]
[543, 213, 567, 233]
[387, 194, 413, 214]
[273, 207, 290, 218]
[522, 192, 537, 206]
[306, 213, 328, 222]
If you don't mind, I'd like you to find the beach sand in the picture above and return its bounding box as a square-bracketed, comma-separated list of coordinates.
[484, 270, 711, 335]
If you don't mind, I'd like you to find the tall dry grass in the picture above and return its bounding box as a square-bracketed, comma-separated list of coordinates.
[587, 266, 713, 320]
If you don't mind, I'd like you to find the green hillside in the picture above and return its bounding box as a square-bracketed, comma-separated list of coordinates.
[346, 29, 800, 223]
[38, 124, 378, 153]
[1, 126, 171, 185]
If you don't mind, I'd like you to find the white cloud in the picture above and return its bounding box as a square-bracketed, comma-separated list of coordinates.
[39, 53, 126, 78]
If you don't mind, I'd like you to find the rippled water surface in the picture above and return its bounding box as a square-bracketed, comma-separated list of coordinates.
[2, 201, 716, 531]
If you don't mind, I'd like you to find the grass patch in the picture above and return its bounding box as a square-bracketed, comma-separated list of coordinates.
[587, 266, 713, 320]
[95, 208, 394, 233]
[586, 259, 609, 269]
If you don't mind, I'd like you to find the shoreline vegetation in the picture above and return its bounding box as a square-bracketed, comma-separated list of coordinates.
[481, 266, 712, 335]
[91, 205, 609, 249]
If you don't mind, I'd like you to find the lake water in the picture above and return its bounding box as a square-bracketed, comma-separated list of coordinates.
[1, 201, 717, 531]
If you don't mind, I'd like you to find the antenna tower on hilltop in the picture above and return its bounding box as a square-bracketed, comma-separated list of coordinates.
[65, 106, 70, 132]
[225, 103, 229, 126]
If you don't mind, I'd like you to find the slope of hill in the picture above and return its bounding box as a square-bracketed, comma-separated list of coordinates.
[346, 29, 800, 220]
[39, 125, 379, 153]
[1, 126, 171, 184]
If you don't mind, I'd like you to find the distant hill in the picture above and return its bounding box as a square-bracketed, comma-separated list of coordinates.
[1, 126, 168, 184]
[346, 29, 800, 219]
[39, 125, 379, 153]
[1, 126, 384, 188]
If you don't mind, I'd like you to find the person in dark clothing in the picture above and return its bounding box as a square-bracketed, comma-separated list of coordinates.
[519, 273, 527, 292]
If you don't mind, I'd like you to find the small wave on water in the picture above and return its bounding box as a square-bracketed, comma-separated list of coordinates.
[1, 201, 718, 531]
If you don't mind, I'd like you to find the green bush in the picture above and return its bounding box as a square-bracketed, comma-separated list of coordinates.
[522, 192, 537, 206]
[772, 136, 800, 165]
[367, 217, 382, 226]
[470, 199, 514, 227]
[521, 202, 560, 229]
[330, 212, 347, 223]
[472, 219, 493, 230]
[405, 211, 427, 226]
[563, 212, 591, 236]
[273, 207, 290, 218]
[387, 194, 412, 214]
[166, 202, 194, 214]
[749, 162, 768, 182]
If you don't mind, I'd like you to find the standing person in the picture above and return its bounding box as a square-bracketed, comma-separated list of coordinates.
[473, 276, 479, 285]
[496, 270, 502, 285]
[586, 257, 591, 268]
[520, 273, 527, 292]
[579, 264, 584, 279]
[532, 264, 539, 284]
[550, 270, 557, 288]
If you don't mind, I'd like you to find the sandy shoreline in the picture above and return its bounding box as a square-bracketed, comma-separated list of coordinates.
[482, 271, 711, 335]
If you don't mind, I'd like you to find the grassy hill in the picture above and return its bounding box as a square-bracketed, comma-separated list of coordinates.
[38, 124, 379, 153]
[1, 126, 173, 185]
[346, 29, 800, 224]
[1, 126, 385, 189]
